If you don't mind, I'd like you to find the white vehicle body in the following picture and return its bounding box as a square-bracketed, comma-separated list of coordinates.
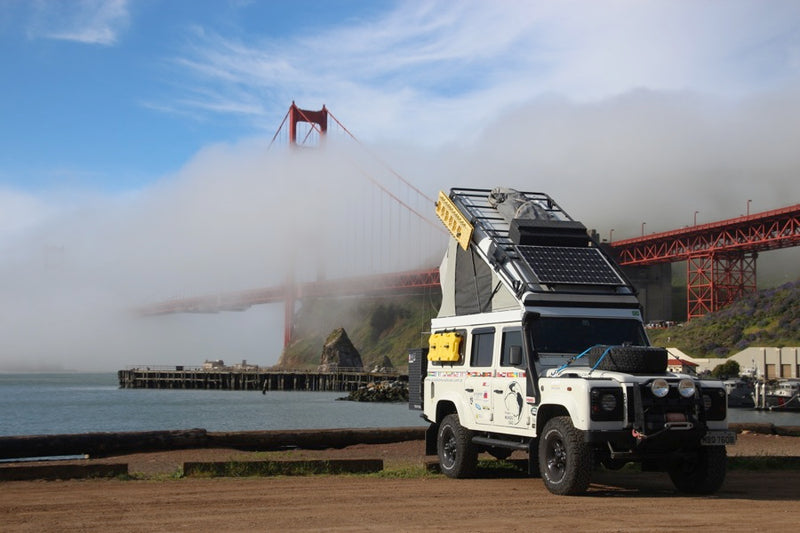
[412, 187, 734, 495]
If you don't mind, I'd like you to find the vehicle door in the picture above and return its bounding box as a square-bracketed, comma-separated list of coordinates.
[491, 327, 529, 430]
[464, 327, 495, 426]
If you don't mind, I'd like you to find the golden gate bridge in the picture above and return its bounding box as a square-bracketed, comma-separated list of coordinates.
[139, 103, 800, 347]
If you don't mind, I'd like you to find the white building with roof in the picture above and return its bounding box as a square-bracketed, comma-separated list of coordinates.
[666, 347, 800, 378]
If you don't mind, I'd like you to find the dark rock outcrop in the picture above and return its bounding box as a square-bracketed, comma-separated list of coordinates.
[341, 380, 409, 402]
[318, 328, 363, 372]
[371, 355, 395, 373]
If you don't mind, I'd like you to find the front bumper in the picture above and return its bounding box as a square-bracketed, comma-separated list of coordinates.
[586, 425, 706, 452]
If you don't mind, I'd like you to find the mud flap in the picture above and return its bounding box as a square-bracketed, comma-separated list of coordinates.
[527, 438, 540, 477]
[425, 423, 439, 456]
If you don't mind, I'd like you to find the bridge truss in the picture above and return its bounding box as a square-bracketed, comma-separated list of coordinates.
[610, 204, 800, 318]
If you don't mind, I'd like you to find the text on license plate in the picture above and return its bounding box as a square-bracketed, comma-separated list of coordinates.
[701, 431, 736, 446]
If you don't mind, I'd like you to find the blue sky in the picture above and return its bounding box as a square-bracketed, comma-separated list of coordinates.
[2, 0, 800, 371]
[3, 0, 798, 196]
[1, 0, 380, 192]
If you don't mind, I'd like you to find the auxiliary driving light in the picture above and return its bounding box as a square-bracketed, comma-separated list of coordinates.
[650, 378, 669, 398]
[678, 379, 696, 398]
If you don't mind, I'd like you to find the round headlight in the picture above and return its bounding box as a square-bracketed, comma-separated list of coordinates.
[601, 393, 617, 412]
[678, 379, 696, 398]
[650, 378, 669, 398]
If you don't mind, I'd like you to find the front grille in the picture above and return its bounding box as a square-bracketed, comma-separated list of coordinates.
[700, 386, 727, 421]
[629, 381, 700, 433]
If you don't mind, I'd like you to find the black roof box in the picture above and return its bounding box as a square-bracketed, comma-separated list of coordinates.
[509, 219, 589, 247]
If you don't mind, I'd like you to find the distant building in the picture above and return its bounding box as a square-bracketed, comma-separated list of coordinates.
[203, 359, 226, 370]
[728, 347, 800, 379]
[666, 347, 800, 378]
[667, 357, 698, 375]
[233, 359, 259, 371]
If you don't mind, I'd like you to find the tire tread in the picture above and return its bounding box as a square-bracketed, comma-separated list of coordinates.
[668, 446, 727, 494]
[437, 413, 477, 478]
[538, 416, 592, 495]
[588, 345, 668, 374]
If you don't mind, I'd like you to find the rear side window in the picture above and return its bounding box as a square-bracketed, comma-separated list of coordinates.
[470, 328, 495, 367]
[501, 329, 523, 367]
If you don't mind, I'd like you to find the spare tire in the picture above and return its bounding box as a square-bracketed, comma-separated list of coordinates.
[587, 345, 667, 374]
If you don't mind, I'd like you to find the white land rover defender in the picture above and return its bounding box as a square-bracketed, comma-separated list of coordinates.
[409, 187, 735, 495]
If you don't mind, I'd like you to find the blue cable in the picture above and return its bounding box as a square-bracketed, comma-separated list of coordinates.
[590, 345, 620, 371]
[555, 344, 623, 374]
[555, 344, 602, 373]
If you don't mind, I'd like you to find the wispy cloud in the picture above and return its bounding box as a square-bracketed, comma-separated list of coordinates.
[166, 0, 800, 144]
[29, 0, 129, 46]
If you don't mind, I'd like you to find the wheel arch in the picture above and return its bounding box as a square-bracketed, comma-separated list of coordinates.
[535, 404, 570, 437]
[426, 399, 464, 457]
[435, 399, 458, 423]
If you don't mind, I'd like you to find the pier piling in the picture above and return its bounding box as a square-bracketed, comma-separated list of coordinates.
[117, 367, 406, 392]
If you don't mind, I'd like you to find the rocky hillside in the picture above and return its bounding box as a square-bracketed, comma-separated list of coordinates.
[277, 291, 441, 372]
[647, 279, 800, 358]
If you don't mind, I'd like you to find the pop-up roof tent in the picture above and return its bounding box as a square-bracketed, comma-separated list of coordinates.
[435, 187, 634, 318]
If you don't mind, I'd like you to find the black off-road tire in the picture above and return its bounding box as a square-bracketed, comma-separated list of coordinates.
[538, 416, 592, 495]
[437, 414, 477, 478]
[588, 345, 668, 374]
[668, 446, 727, 494]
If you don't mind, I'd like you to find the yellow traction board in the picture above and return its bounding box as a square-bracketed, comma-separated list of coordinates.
[428, 332, 463, 362]
[435, 191, 473, 251]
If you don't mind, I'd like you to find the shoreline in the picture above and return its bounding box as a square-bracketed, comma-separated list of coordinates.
[1, 424, 798, 482]
[1, 422, 798, 461]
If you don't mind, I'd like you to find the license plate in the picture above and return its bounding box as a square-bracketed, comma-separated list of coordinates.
[701, 431, 736, 446]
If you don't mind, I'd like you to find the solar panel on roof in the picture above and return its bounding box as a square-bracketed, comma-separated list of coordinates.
[516, 245, 624, 285]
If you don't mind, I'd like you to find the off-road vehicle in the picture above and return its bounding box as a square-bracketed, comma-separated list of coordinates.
[409, 187, 734, 495]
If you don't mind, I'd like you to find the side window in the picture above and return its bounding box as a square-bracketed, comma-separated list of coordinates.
[456, 329, 467, 363]
[501, 329, 523, 367]
[470, 328, 495, 367]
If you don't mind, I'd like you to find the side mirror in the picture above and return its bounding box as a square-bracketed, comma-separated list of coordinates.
[509, 346, 523, 366]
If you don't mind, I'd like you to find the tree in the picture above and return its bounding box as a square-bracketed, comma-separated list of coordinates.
[710, 359, 740, 379]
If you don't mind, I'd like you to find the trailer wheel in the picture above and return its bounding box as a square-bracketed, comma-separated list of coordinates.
[588, 345, 668, 374]
[538, 416, 592, 495]
[437, 413, 477, 478]
[668, 446, 727, 494]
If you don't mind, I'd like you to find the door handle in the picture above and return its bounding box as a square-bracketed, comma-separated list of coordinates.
[465, 388, 474, 393]
[494, 389, 503, 394]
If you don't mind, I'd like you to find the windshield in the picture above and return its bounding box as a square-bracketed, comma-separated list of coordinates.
[528, 317, 648, 355]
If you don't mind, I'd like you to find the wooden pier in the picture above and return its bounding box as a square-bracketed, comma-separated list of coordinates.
[117, 367, 406, 392]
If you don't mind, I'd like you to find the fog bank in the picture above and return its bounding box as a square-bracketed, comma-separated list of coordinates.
[2, 89, 800, 371]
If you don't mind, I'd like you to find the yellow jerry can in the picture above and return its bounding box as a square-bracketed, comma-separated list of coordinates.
[428, 332, 462, 362]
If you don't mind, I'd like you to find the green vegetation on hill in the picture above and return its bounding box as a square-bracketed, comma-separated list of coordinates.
[279, 278, 800, 367]
[647, 279, 800, 357]
[277, 290, 441, 372]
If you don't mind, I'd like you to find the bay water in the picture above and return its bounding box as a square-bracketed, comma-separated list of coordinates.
[1, 373, 798, 437]
[0, 373, 425, 437]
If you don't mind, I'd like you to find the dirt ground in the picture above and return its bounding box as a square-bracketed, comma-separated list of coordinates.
[2, 432, 800, 532]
